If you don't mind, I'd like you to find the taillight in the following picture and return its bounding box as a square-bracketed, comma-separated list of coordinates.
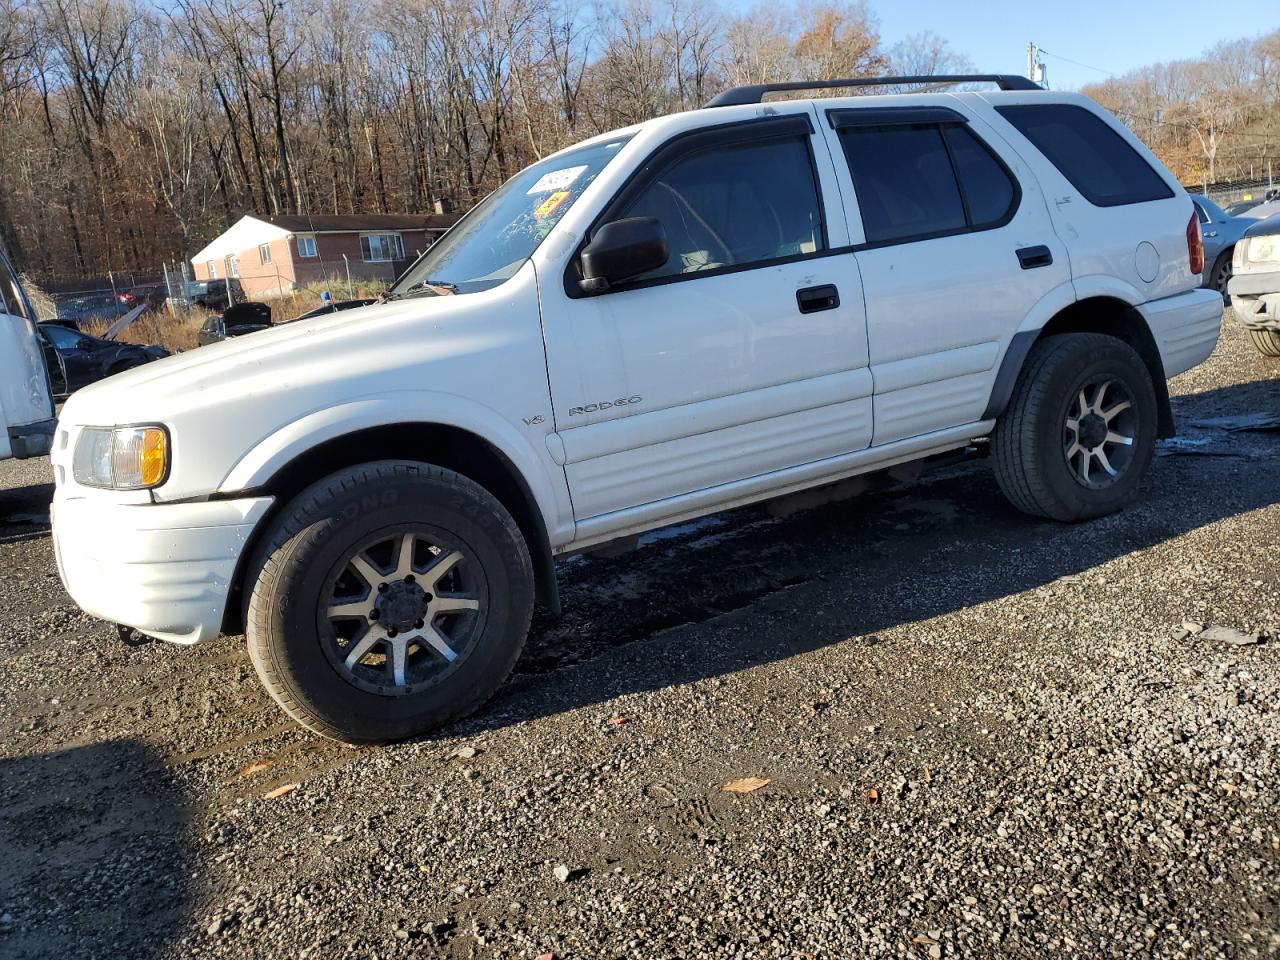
[1187, 211, 1204, 275]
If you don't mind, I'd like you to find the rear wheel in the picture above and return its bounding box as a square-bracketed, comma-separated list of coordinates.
[1210, 250, 1233, 297]
[1248, 329, 1280, 357]
[246, 461, 534, 744]
[993, 333, 1157, 522]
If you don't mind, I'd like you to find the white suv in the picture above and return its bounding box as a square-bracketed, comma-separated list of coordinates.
[51, 75, 1223, 743]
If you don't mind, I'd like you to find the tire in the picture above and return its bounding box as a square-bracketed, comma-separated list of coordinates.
[245, 461, 534, 744]
[992, 333, 1157, 522]
[1209, 250, 1233, 298]
[106, 360, 141, 377]
[1248, 329, 1280, 357]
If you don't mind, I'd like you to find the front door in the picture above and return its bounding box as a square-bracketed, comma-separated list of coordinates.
[538, 110, 872, 523]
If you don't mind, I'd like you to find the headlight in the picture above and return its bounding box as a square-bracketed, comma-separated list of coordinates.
[72, 425, 169, 489]
[1246, 234, 1280, 264]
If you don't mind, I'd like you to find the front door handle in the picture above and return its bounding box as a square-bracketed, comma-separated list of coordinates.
[1016, 245, 1053, 270]
[796, 284, 840, 314]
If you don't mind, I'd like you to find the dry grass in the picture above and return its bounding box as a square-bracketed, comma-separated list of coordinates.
[83, 311, 209, 352]
[80, 288, 369, 353]
[20, 273, 57, 321]
[28, 271, 391, 354]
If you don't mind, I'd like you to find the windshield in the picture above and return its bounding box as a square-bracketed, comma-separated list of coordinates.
[389, 136, 632, 298]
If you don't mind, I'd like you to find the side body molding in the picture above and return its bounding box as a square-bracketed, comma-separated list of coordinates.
[216, 393, 576, 547]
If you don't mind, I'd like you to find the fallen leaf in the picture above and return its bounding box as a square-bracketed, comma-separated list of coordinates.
[536, 953, 556, 960]
[263, 783, 298, 800]
[867, 788, 880, 805]
[912, 934, 939, 946]
[607, 715, 630, 726]
[721, 776, 770, 794]
[238, 760, 274, 778]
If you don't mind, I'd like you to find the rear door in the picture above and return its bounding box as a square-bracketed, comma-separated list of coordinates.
[980, 96, 1192, 302]
[819, 103, 1071, 445]
[539, 109, 873, 523]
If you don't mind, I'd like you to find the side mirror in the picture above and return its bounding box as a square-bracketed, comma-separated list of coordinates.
[579, 217, 669, 294]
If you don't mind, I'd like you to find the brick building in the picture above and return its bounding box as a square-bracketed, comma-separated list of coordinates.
[189, 212, 461, 298]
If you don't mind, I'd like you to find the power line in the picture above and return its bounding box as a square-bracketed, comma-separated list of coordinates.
[1037, 49, 1115, 78]
[1113, 108, 1280, 146]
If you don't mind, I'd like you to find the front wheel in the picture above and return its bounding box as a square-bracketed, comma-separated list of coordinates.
[246, 461, 534, 744]
[1248, 329, 1280, 357]
[993, 333, 1157, 522]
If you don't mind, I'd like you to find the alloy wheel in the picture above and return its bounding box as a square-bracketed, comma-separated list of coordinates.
[1063, 378, 1137, 489]
[320, 530, 485, 696]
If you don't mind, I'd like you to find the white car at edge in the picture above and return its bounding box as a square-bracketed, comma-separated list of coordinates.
[51, 75, 1223, 743]
[0, 245, 55, 463]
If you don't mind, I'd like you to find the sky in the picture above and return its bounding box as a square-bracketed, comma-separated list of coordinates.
[837, 0, 1276, 91]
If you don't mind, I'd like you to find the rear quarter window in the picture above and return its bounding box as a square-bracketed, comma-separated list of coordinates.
[996, 103, 1174, 208]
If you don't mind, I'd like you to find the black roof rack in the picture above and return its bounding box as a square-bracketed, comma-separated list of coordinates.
[705, 74, 1042, 108]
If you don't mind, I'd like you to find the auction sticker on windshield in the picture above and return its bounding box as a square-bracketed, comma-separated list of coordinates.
[527, 165, 587, 195]
[534, 191, 572, 218]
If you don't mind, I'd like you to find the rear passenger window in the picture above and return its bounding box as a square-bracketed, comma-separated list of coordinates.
[996, 104, 1174, 207]
[837, 123, 1018, 244]
[944, 126, 1016, 228]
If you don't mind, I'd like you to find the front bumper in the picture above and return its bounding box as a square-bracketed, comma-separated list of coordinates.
[52, 493, 273, 644]
[9, 417, 56, 459]
[1228, 269, 1280, 332]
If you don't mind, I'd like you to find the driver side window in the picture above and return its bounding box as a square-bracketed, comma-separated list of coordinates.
[618, 133, 825, 281]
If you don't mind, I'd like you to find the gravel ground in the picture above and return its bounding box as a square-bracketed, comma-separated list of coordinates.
[1, 312, 1277, 960]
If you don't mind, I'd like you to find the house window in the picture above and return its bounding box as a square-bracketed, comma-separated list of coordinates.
[296, 234, 318, 258]
[259, 243, 272, 265]
[207, 260, 217, 279]
[228, 255, 240, 277]
[360, 233, 404, 262]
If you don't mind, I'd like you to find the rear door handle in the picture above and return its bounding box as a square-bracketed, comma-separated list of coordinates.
[1016, 245, 1053, 270]
[796, 284, 840, 314]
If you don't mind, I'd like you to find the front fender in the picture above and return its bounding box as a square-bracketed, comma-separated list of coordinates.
[215, 391, 574, 545]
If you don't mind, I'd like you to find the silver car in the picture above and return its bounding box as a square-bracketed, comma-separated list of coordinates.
[1226, 212, 1280, 357]
[1191, 195, 1260, 296]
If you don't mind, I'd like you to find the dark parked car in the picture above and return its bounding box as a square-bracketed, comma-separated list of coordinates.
[1225, 200, 1261, 217]
[118, 284, 168, 309]
[53, 292, 128, 325]
[37, 322, 168, 398]
[196, 298, 376, 346]
[170, 278, 245, 311]
[197, 302, 272, 346]
[291, 298, 377, 322]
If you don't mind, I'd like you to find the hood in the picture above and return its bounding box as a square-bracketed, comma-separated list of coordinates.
[1242, 212, 1280, 239]
[102, 303, 149, 341]
[64, 297, 444, 421]
[57, 262, 548, 502]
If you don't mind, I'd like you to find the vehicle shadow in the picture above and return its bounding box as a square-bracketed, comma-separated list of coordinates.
[0, 479, 54, 545]
[0, 739, 195, 959]
[468, 376, 1280, 732]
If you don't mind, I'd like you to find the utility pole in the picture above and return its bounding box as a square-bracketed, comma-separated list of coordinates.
[1026, 42, 1047, 88]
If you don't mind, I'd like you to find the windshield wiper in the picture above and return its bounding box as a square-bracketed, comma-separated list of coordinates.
[385, 279, 458, 301]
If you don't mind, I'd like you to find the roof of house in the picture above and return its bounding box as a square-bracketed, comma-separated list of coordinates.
[192, 211, 462, 264]
[259, 213, 461, 233]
